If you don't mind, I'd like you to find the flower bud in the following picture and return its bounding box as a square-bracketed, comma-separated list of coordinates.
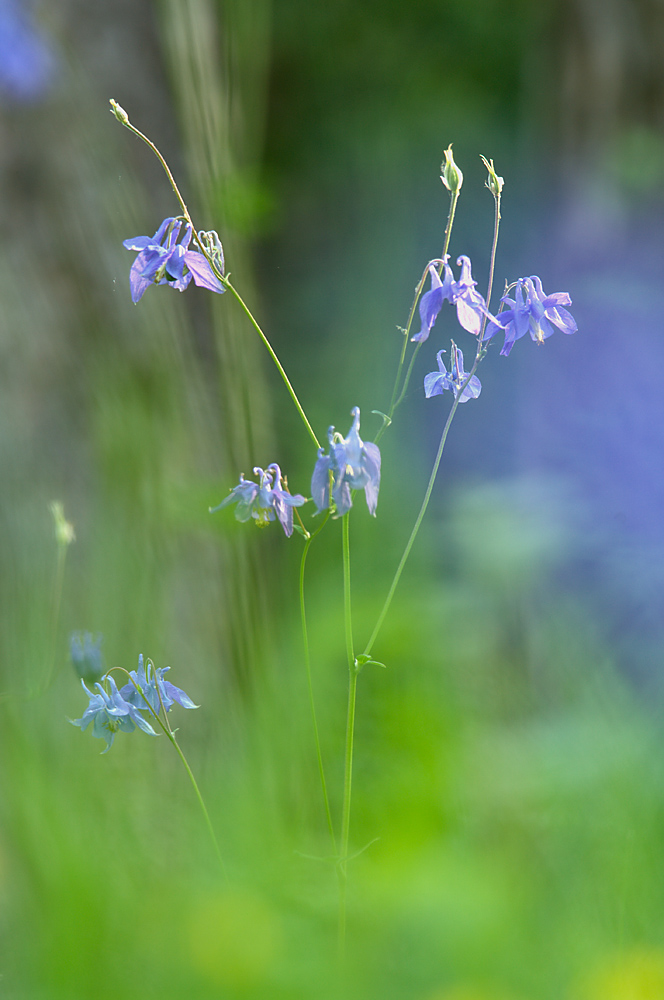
[480, 155, 504, 197]
[50, 500, 75, 547]
[109, 99, 129, 124]
[441, 144, 463, 194]
[70, 632, 104, 684]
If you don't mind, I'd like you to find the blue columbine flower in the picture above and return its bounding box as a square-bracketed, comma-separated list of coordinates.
[210, 463, 306, 537]
[311, 406, 381, 517]
[123, 217, 225, 304]
[483, 275, 577, 356]
[70, 631, 104, 684]
[424, 343, 481, 403]
[70, 675, 157, 753]
[120, 654, 198, 715]
[412, 256, 490, 343]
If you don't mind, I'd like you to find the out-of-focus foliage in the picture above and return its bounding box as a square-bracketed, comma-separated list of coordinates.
[3, 0, 664, 998]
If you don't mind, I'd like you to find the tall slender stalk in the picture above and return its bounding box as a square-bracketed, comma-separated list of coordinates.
[338, 513, 358, 956]
[378, 186, 461, 445]
[110, 102, 319, 450]
[299, 530, 336, 851]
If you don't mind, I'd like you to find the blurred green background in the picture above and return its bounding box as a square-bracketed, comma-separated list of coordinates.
[3, 0, 664, 997]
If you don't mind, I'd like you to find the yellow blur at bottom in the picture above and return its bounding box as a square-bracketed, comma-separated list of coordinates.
[186, 888, 283, 990]
[574, 948, 664, 1000]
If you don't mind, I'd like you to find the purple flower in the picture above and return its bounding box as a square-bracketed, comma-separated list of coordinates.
[424, 343, 481, 403]
[412, 259, 455, 344]
[412, 256, 490, 343]
[123, 218, 225, 304]
[311, 406, 381, 517]
[210, 463, 306, 537]
[120, 654, 198, 715]
[483, 276, 577, 356]
[70, 675, 157, 753]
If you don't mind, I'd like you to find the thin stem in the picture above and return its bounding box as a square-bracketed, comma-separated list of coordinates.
[112, 665, 227, 877]
[42, 543, 67, 693]
[362, 390, 464, 660]
[113, 105, 319, 450]
[299, 529, 337, 852]
[224, 279, 320, 449]
[338, 513, 357, 957]
[379, 187, 461, 444]
[164, 728, 228, 877]
[478, 189, 502, 346]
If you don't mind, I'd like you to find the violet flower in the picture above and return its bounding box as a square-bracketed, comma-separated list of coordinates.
[120, 654, 198, 715]
[311, 407, 381, 517]
[123, 217, 225, 304]
[412, 256, 490, 343]
[424, 344, 481, 403]
[210, 464, 306, 537]
[483, 276, 577, 356]
[70, 675, 157, 753]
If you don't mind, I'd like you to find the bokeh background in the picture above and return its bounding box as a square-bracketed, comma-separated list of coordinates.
[3, 1, 664, 997]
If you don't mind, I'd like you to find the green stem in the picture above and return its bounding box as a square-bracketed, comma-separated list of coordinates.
[378, 187, 461, 444]
[165, 728, 227, 877]
[113, 105, 319, 450]
[362, 390, 464, 660]
[299, 529, 336, 852]
[224, 279, 320, 449]
[112, 665, 227, 877]
[42, 543, 67, 694]
[338, 513, 357, 956]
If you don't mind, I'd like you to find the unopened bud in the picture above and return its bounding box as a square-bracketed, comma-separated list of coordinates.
[441, 144, 463, 194]
[480, 155, 504, 197]
[50, 501, 75, 547]
[197, 229, 225, 274]
[109, 99, 129, 125]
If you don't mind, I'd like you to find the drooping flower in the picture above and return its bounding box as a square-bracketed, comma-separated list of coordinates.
[311, 406, 381, 517]
[70, 675, 157, 753]
[483, 276, 577, 356]
[120, 654, 198, 715]
[412, 259, 455, 344]
[424, 343, 481, 403]
[70, 631, 104, 684]
[210, 464, 306, 537]
[123, 217, 225, 304]
[412, 256, 490, 343]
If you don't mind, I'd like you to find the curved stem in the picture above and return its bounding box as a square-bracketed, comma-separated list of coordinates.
[299, 527, 337, 852]
[112, 666, 227, 877]
[113, 106, 319, 450]
[362, 390, 464, 660]
[379, 187, 461, 444]
[224, 279, 320, 449]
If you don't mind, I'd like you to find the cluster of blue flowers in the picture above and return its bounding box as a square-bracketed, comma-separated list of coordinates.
[416, 255, 577, 400]
[311, 407, 381, 517]
[71, 654, 197, 752]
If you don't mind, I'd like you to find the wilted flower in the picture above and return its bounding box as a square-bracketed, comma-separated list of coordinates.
[483, 276, 577, 356]
[412, 256, 489, 343]
[210, 463, 306, 537]
[424, 343, 481, 403]
[123, 217, 225, 304]
[120, 654, 198, 715]
[311, 406, 381, 517]
[70, 631, 104, 684]
[70, 675, 157, 753]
